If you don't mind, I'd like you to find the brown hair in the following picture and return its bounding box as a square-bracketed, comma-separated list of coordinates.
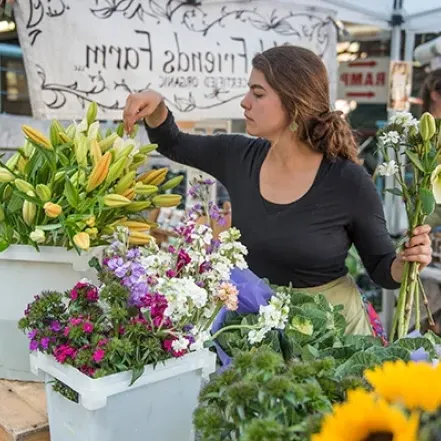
[252, 45, 360, 163]
[421, 68, 441, 113]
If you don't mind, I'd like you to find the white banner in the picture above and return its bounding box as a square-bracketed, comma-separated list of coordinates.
[14, 1, 337, 121]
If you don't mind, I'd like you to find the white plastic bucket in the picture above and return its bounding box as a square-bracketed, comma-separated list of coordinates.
[0, 245, 100, 381]
[30, 349, 217, 441]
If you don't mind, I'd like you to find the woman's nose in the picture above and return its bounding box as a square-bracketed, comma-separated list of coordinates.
[240, 95, 250, 110]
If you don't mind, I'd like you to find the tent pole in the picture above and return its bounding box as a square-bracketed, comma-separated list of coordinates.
[381, 1, 404, 336]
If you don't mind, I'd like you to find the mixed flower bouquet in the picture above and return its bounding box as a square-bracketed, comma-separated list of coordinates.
[0, 101, 182, 252]
[376, 111, 441, 340]
[18, 178, 248, 398]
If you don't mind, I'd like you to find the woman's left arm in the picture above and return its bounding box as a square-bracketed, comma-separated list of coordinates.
[347, 164, 432, 288]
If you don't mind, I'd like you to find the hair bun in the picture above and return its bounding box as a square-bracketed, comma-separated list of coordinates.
[307, 110, 357, 160]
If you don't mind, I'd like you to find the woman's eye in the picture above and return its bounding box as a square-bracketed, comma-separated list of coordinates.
[253, 94, 264, 99]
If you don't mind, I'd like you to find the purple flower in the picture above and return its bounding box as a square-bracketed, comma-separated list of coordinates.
[28, 329, 38, 340]
[131, 262, 145, 278]
[202, 178, 215, 186]
[209, 203, 225, 226]
[168, 245, 176, 254]
[115, 263, 131, 278]
[40, 337, 50, 350]
[127, 248, 140, 259]
[29, 340, 39, 351]
[50, 321, 62, 332]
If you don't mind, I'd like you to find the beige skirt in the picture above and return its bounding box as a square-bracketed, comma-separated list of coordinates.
[294, 275, 373, 336]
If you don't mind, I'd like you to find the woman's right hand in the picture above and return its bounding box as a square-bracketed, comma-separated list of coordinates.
[123, 90, 168, 135]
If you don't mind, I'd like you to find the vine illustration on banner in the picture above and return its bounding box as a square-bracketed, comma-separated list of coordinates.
[24, 0, 70, 45]
[15, 1, 337, 119]
[90, 1, 332, 50]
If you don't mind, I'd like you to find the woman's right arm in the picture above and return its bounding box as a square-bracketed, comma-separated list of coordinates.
[123, 90, 245, 183]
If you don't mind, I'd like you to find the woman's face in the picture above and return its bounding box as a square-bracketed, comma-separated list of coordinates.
[240, 68, 289, 140]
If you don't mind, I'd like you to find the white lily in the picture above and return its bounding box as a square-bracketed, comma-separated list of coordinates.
[75, 118, 88, 137]
[87, 121, 100, 141]
[431, 164, 441, 204]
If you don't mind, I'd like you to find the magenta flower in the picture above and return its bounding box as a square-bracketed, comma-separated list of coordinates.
[70, 318, 82, 326]
[70, 289, 79, 301]
[86, 288, 99, 302]
[176, 249, 191, 272]
[83, 322, 94, 334]
[29, 340, 38, 351]
[98, 339, 108, 347]
[63, 327, 70, 337]
[92, 349, 105, 363]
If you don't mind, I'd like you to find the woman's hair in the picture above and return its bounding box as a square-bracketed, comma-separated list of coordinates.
[421, 68, 441, 113]
[252, 45, 360, 163]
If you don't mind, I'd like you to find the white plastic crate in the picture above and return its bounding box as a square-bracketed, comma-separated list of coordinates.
[0, 245, 100, 381]
[30, 349, 216, 441]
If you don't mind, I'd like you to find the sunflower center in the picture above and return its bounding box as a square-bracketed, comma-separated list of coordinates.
[363, 432, 394, 441]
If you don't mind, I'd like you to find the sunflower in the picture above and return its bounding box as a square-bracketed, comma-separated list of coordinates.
[311, 389, 419, 441]
[365, 360, 441, 413]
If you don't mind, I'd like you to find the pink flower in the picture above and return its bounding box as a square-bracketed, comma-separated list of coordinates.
[70, 289, 79, 301]
[216, 282, 239, 311]
[86, 288, 99, 302]
[92, 349, 105, 363]
[63, 327, 70, 337]
[80, 365, 96, 377]
[70, 317, 82, 326]
[54, 345, 77, 364]
[98, 339, 108, 347]
[83, 322, 94, 334]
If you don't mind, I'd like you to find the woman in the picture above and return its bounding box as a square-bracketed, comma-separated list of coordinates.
[123, 45, 432, 336]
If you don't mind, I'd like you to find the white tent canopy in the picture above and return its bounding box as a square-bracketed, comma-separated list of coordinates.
[294, 0, 441, 33]
[205, 1, 441, 33]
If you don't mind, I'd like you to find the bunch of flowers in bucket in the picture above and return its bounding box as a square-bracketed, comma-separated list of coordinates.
[18, 179, 248, 396]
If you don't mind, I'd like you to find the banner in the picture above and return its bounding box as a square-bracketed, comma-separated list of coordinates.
[14, 1, 336, 121]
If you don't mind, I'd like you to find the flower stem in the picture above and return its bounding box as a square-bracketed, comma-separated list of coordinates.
[415, 276, 421, 332]
[418, 276, 435, 329]
[210, 324, 257, 341]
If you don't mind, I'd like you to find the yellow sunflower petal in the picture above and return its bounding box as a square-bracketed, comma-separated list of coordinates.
[311, 389, 418, 441]
[365, 361, 441, 413]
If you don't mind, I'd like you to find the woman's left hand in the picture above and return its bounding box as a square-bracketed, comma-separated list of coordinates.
[399, 224, 433, 271]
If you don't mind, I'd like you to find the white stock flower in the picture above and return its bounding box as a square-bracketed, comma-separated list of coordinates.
[248, 328, 268, 345]
[377, 160, 399, 177]
[158, 277, 208, 321]
[172, 336, 189, 353]
[247, 291, 290, 345]
[389, 112, 418, 129]
[189, 329, 211, 352]
[379, 131, 401, 145]
[29, 228, 45, 244]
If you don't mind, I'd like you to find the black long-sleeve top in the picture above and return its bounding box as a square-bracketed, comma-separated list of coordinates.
[145, 111, 400, 290]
